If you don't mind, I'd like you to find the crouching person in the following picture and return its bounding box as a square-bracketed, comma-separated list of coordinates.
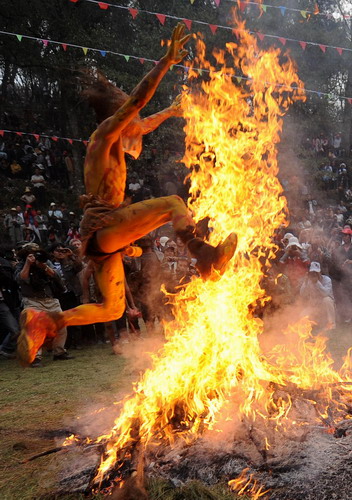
[300, 261, 336, 332]
[15, 243, 71, 367]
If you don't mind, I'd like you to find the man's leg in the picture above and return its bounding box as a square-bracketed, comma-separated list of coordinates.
[322, 296, 336, 330]
[0, 302, 19, 357]
[96, 195, 237, 278]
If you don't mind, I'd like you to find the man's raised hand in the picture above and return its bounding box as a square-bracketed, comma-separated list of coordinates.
[165, 23, 191, 65]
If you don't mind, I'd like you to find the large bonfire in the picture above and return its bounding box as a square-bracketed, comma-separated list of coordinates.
[66, 18, 352, 496]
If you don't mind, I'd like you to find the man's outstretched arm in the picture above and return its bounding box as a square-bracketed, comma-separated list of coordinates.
[140, 95, 183, 135]
[96, 23, 190, 142]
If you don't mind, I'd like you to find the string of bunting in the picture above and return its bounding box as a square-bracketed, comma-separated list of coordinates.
[2, 28, 352, 104]
[66, 0, 352, 58]
[0, 129, 89, 146]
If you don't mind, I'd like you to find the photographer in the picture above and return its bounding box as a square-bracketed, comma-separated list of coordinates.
[300, 261, 336, 331]
[50, 243, 83, 349]
[16, 243, 70, 366]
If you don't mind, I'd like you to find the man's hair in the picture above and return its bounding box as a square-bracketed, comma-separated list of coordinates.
[81, 71, 132, 124]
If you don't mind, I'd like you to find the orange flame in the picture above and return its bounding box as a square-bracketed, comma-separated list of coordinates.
[90, 21, 352, 483]
[229, 468, 269, 498]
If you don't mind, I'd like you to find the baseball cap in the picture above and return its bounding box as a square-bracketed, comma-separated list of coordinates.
[341, 228, 352, 235]
[50, 202, 56, 206]
[286, 237, 302, 249]
[160, 236, 169, 247]
[309, 261, 321, 273]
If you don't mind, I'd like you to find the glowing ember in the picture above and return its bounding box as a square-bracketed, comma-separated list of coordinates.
[65, 19, 352, 491]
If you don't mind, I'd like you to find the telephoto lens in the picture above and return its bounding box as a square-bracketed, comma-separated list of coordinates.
[123, 246, 143, 257]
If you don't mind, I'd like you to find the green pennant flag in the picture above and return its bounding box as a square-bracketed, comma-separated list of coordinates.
[300, 10, 307, 18]
[82, 47, 88, 55]
[124, 55, 130, 62]
[261, 4, 267, 12]
[16, 34, 22, 42]
[170, 65, 174, 71]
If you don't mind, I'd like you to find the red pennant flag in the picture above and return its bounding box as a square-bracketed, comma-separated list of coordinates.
[139, 58, 145, 64]
[129, 8, 138, 19]
[209, 24, 218, 35]
[257, 32, 265, 41]
[83, 140, 88, 146]
[62, 43, 67, 51]
[43, 39, 48, 47]
[347, 98, 352, 105]
[156, 13, 166, 25]
[98, 2, 109, 9]
[279, 37, 287, 45]
[0, 130, 4, 137]
[336, 47, 343, 56]
[299, 41, 307, 50]
[319, 44, 326, 53]
[232, 29, 240, 39]
[69, 0, 79, 2]
[16, 132, 23, 136]
[183, 19, 192, 30]
[239, 1, 247, 12]
[67, 139, 73, 145]
[33, 134, 40, 141]
[52, 136, 58, 142]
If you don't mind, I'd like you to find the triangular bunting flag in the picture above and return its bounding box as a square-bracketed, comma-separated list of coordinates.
[317, 92, 322, 98]
[129, 8, 138, 19]
[209, 24, 218, 35]
[190, 0, 195, 4]
[214, 0, 221, 6]
[69, 0, 79, 2]
[280, 6, 286, 16]
[336, 47, 343, 56]
[16, 34, 22, 42]
[232, 29, 240, 39]
[43, 40, 48, 47]
[183, 19, 192, 30]
[67, 139, 73, 145]
[239, 1, 247, 12]
[100, 50, 106, 57]
[0, 131, 4, 137]
[124, 55, 130, 62]
[257, 32, 265, 41]
[236, 76, 242, 83]
[83, 140, 88, 146]
[279, 37, 287, 45]
[98, 2, 109, 9]
[348, 98, 352, 105]
[300, 10, 308, 18]
[62, 43, 67, 51]
[299, 41, 307, 50]
[197, 69, 203, 76]
[33, 134, 39, 141]
[82, 47, 88, 55]
[156, 13, 166, 25]
[139, 58, 145, 64]
[16, 132, 23, 136]
[319, 44, 326, 53]
[261, 4, 267, 12]
[170, 65, 174, 71]
[52, 136, 58, 142]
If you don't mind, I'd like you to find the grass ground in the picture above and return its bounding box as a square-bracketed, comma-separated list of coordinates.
[1, 325, 351, 500]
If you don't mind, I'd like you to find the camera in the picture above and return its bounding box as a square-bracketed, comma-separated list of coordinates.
[35, 251, 48, 263]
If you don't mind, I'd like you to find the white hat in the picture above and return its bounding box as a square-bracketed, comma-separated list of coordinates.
[286, 237, 303, 250]
[50, 202, 56, 206]
[309, 261, 321, 273]
[160, 236, 169, 247]
[282, 232, 294, 243]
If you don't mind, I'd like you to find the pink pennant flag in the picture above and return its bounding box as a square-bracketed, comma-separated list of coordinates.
[209, 24, 218, 35]
[214, 0, 221, 5]
[319, 44, 326, 53]
[257, 32, 265, 41]
[348, 98, 352, 105]
[67, 139, 73, 145]
[129, 8, 138, 19]
[69, 0, 79, 2]
[336, 47, 343, 56]
[62, 43, 67, 51]
[183, 19, 192, 30]
[98, 2, 109, 9]
[0, 130, 4, 137]
[156, 13, 166, 25]
[139, 58, 145, 64]
[299, 41, 307, 50]
[43, 39, 48, 47]
[83, 140, 88, 146]
[52, 136, 58, 142]
[279, 37, 287, 45]
[33, 134, 40, 141]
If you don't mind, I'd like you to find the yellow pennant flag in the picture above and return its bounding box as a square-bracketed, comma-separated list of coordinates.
[300, 10, 307, 18]
[82, 47, 88, 55]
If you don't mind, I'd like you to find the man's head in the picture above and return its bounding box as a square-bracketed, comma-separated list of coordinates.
[341, 227, 352, 244]
[308, 261, 321, 282]
[50, 202, 56, 209]
[50, 243, 71, 260]
[286, 237, 302, 256]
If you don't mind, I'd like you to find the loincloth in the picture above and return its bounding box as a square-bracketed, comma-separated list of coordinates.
[80, 194, 128, 261]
